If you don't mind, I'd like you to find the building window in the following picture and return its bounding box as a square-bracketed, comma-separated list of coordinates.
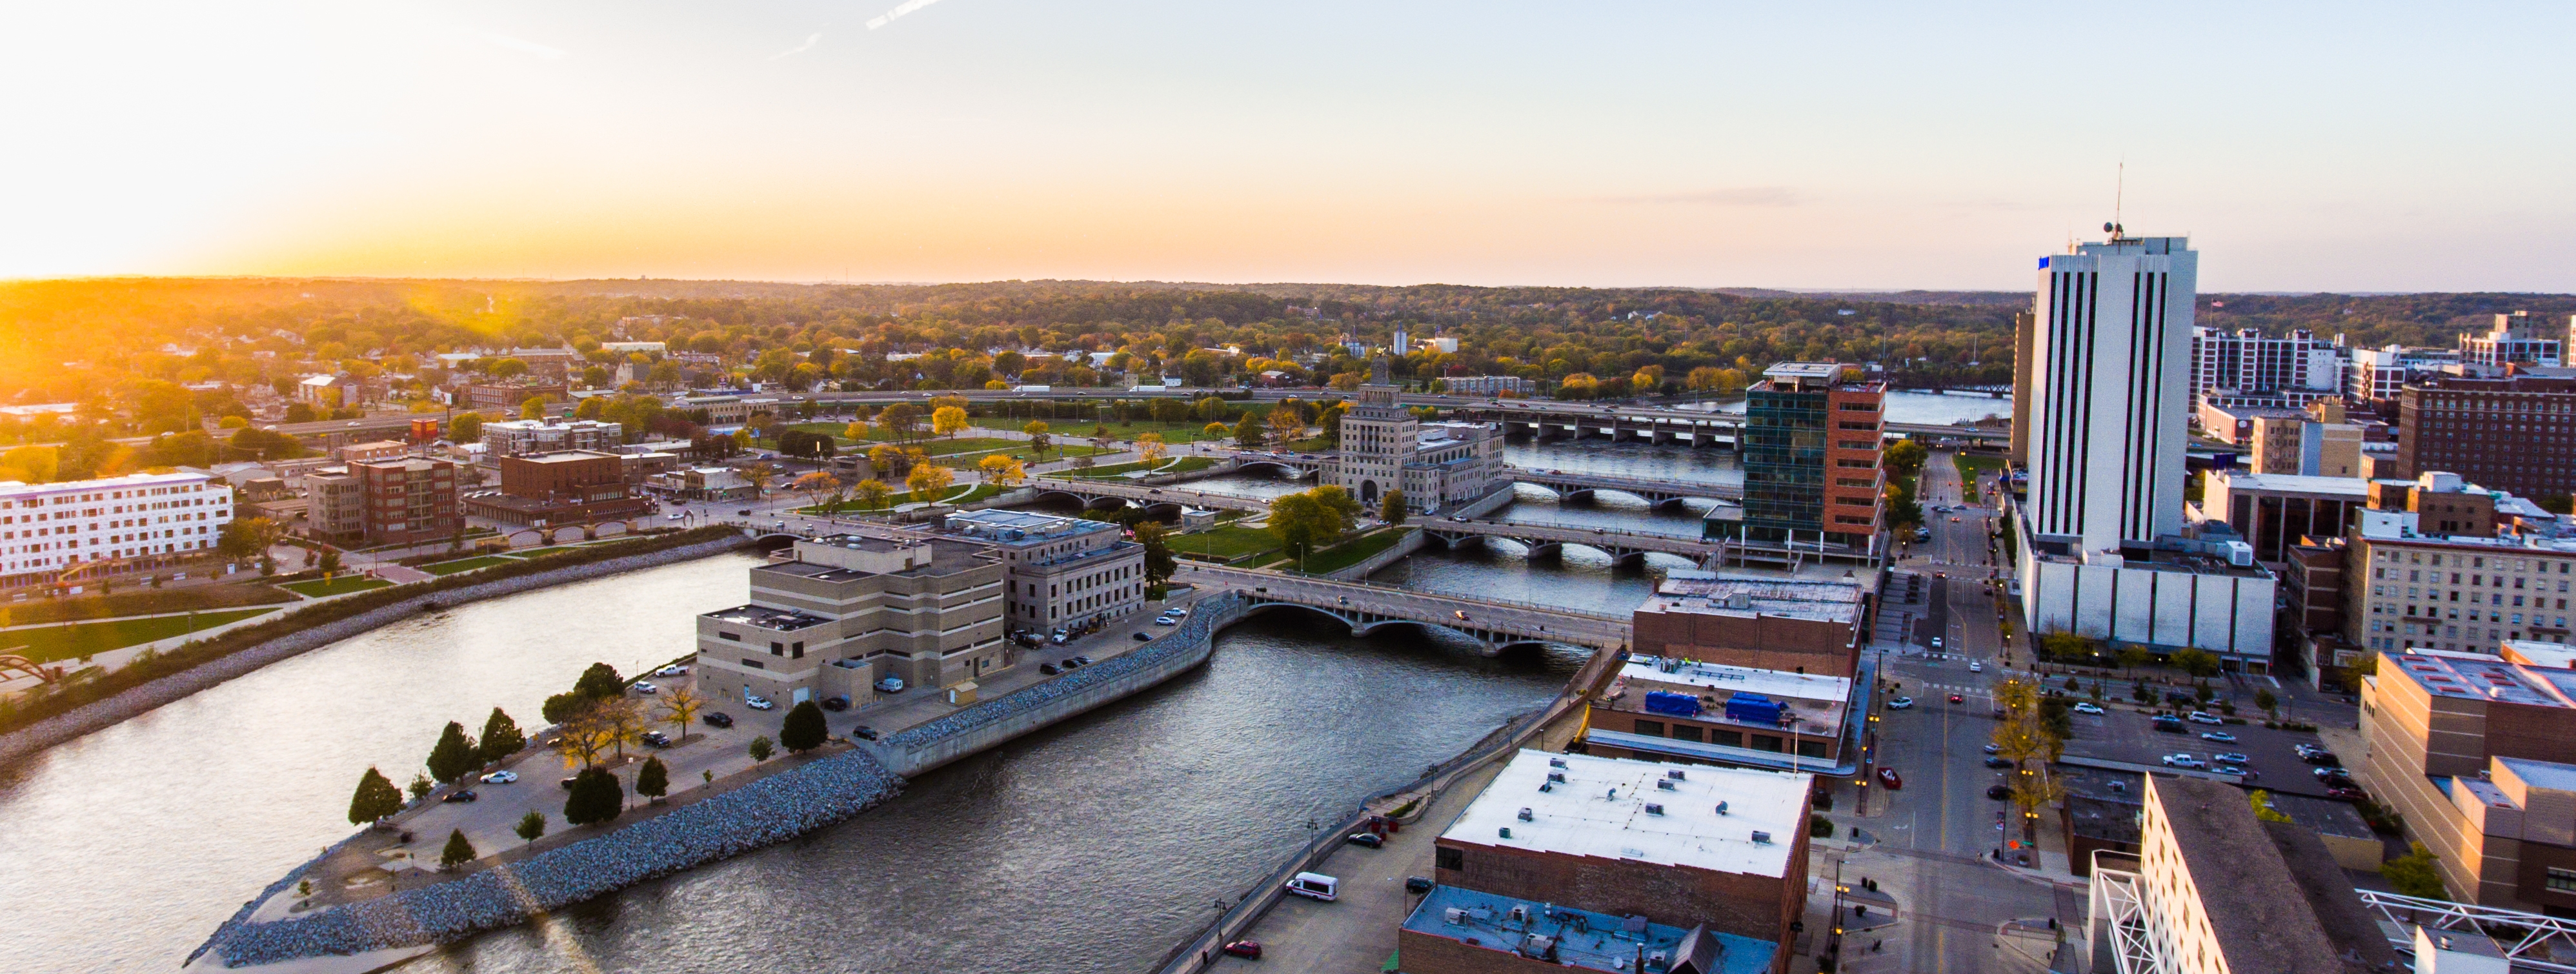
[719, 631, 741, 642]
[1798, 740, 1829, 758]
[1671, 725, 1704, 743]
[1436, 846, 1463, 871]
[771, 642, 783, 655]
[2550, 868, 2576, 893]
[1633, 719, 1665, 736]
[741, 658, 766, 670]
[1711, 730, 1744, 747]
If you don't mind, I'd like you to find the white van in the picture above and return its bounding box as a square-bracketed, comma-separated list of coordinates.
[1284, 872, 1339, 902]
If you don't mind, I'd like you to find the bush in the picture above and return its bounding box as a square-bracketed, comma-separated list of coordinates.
[636, 756, 669, 802]
[2382, 842, 2448, 898]
[1812, 791, 1834, 811]
[1809, 815, 1835, 838]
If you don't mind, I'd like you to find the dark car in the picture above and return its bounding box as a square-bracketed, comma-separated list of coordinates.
[1133, 631, 1152, 641]
[560, 776, 579, 789]
[703, 711, 736, 729]
[1072, 656, 1092, 665]
[820, 695, 850, 712]
[737, 509, 753, 516]
[1405, 877, 1436, 895]
[2152, 718, 2186, 734]
[2304, 752, 2341, 767]
[443, 789, 479, 803]
[1040, 663, 1060, 675]
[1347, 832, 1385, 848]
[853, 725, 879, 741]
[641, 731, 672, 748]
[2325, 786, 2368, 802]
[1985, 756, 2014, 769]
[2316, 767, 2355, 782]
[1986, 784, 2011, 800]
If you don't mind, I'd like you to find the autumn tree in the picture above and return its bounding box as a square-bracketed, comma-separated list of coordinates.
[852, 478, 894, 511]
[878, 402, 922, 440]
[906, 461, 956, 502]
[1380, 489, 1407, 525]
[656, 686, 707, 743]
[977, 454, 1027, 487]
[792, 471, 840, 509]
[1023, 420, 1052, 458]
[738, 462, 778, 498]
[931, 405, 971, 440]
[1136, 432, 1168, 465]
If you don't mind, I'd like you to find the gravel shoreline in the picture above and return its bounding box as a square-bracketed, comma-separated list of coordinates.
[0, 534, 754, 769]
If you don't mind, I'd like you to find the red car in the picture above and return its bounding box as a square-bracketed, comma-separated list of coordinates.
[1877, 767, 1903, 790]
[1947, 693, 1965, 704]
[1222, 940, 1263, 960]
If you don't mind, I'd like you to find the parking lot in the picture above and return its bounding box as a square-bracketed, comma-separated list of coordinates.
[2058, 705, 2346, 798]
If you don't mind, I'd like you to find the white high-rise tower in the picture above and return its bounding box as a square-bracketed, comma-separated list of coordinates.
[2025, 234, 2197, 555]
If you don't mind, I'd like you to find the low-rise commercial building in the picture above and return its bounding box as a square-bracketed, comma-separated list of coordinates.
[695, 535, 1006, 707]
[2247, 399, 2364, 478]
[1399, 886, 1775, 974]
[2359, 648, 2576, 911]
[1431, 749, 1809, 972]
[2199, 471, 2367, 567]
[463, 451, 650, 527]
[943, 509, 1145, 635]
[1582, 655, 1860, 775]
[338, 440, 410, 463]
[2012, 516, 2279, 673]
[0, 471, 237, 590]
[480, 419, 623, 460]
[1629, 570, 1867, 677]
[650, 466, 756, 501]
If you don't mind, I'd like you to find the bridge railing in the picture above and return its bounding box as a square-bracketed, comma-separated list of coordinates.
[1207, 569, 1628, 624]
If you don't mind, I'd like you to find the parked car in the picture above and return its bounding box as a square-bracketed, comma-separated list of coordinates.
[1346, 833, 1384, 848]
[480, 770, 519, 784]
[1284, 872, 1339, 901]
[745, 695, 776, 711]
[1930, 636, 1944, 649]
[1072, 656, 1092, 665]
[703, 711, 735, 729]
[853, 725, 880, 741]
[2324, 786, 2368, 802]
[1405, 877, 1436, 895]
[1040, 663, 1060, 675]
[2072, 702, 2106, 715]
[1985, 756, 2015, 769]
[1877, 767, 1904, 789]
[2304, 752, 2342, 767]
[1153, 615, 1178, 626]
[1987, 784, 2012, 800]
[632, 681, 658, 695]
[559, 776, 580, 789]
[1947, 694, 1964, 704]
[1969, 660, 1982, 673]
[1222, 941, 1263, 960]
[1886, 696, 1914, 709]
[2212, 765, 2248, 777]
[2187, 711, 2224, 725]
[2316, 767, 2355, 782]
[665, 512, 685, 520]
[443, 789, 479, 803]
[2199, 731, 2238, 743]
[654, 664, 689, 677]
[1133, 631, 1152, 641]
[820, 695, 850, 712]
[875, 676, 906, 693]
[1982, 743, 2002, 754]
[2152, 716, 2185, 733]
[641, 731, 671, 747]
[2161, 754, 2208, 769]
[2213, 752, 2250, 764]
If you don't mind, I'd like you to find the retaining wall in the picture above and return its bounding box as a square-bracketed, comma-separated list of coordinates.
[1323, 528, 1424, 582]
[0, 534, 754, 769]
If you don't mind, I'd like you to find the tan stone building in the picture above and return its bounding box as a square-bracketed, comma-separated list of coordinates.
[2359, 648, 2576, 911]
[695, 535, 1005, 707]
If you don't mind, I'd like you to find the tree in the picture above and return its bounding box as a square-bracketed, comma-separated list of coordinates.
[450, 412, 487, 442]
[748, 735, 775, 763]
[931, 405, 971, 440]
[1380, 489, 1406, 524]
[1023, 420, 1052, 458]
[562, 766, 624, 826]
[656, 686, 706, 742]
[738, 462, 778, 498]
[636, 756, 670, 804]
[867, 442, 909, 478]
[792, 471, 840, 509]
[2255, 688, 2280, 719]
[574, 662, 626, 700]
[978, 454, 1027, 487]
[1202, 421, 1228, 440]
[1882, 439, 1929, 479]
[2382, 842, 2448, 898]
[852, 478, 893, 511]
[347, 766, 404, 826]
[519, 396, 547, 421]
[426, 720, 479, 784]
[218, 516, 284, 574]
[781, 700, 828, 753]
[439, 828, 478, 871]
[1233, 414, 1265, 449]
[1134, 520, 1177, 585]
[1267, 405, 1305, 445]
[878, 402, 922, 440]
[409, 771, 435, 802]
[2171, 648, 2221, 678]
[478, 707, 526, 764]
[1268, 491, 1343, 560]
[514, 810, 547, 844]
[1136, 432, 1168, 465]
[844, 420, 872, 443]
[317, 548, 342, 575]
[541, 691, 585, 725]
[906, 461, 956, 502]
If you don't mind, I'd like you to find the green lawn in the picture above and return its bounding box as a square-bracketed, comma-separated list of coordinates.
[1294, 527, 1416, 576]
[982, 416, 1247, 445]
[279, 576, 396, 598]
[1168, 523, 1280, 562]
[1068, 455, 1222, 480]
[419, 554, 517, 575]
[0, 608, 282, 665]
[1953, 454, 2005, 503]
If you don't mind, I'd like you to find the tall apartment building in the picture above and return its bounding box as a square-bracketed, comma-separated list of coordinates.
[1726, 362, 1882, 551]
[2083, 775, 2397, 974]
[1325, 361, 1504, 514]
[455, 381, 570, 413]
[2350, 344, 2461, 403]
[2013, 236, 2279, 669]
[695, 535, 1006, 706]
[2359, 648, 2576, 912]
[1441, 374, 1533, 396]
[2459, 310, 2565, 370]
[2340, 476, 2576, 655]
[2189, 326, 2345, 397]
[943, 509, 1146, 636]
[0, 471, 236, 590]
[305, 458, 461, 547]
[2395, 373, 2576, 500]
[1418, 749, 1806, 973]
[480, 419, 623, 460]
[2009, 310, 2037, 467]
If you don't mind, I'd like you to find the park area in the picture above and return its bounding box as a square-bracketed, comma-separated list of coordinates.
[0, 608, 282, 665]
[279, 576, 396, 598]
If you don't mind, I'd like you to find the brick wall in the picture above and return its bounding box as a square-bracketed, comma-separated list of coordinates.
[1433, 835, 1807, 950]
[1632, 610, 1857, 676]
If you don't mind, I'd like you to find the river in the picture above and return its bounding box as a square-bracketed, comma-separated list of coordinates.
[0, 558, 1571, 973]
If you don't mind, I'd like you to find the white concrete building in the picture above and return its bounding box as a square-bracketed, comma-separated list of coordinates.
[480, 419, 623, 460]
[2350, 344, 2461, 402]
[1, 471, 237, 591]
[2026, 236, 2197, 553]
[943, 508, 1146, 636]
[2189, 326, 2345, 398]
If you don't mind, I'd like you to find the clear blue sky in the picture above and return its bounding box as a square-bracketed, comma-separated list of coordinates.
[4, 1, 2570, 290]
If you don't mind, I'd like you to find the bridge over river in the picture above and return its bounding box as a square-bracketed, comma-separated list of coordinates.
[1178, 563, 1631, 656]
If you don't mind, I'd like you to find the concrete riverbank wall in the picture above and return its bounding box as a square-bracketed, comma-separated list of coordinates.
[0, 533, 756, 769]
[191, 589, 1259, 970]
[875, 591, 1251, 776]
[1323, 529, 1424, 582]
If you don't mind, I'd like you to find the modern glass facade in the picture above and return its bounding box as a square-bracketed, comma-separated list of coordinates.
[1738, 385, 1827, 543]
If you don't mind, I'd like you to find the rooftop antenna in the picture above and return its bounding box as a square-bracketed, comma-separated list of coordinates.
[2108, 160, 2126, 240]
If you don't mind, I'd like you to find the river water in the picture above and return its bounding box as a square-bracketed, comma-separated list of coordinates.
[0, 562, 1570, 973]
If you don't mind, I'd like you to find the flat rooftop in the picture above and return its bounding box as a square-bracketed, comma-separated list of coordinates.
[1443, 749, 1809, 879]
[2154, 776, 2387, 974]
[945, 508, 1116, 544]
[2386, 649, 2576, 707]
[1402, 885, 1775, 974]
[2499, 756, 2576, 793]
[1637, 571, 1864, 624]
[759, 536, 993, 582]
[701, 604, 832, 632]
[2211, 471, 2371, 498]
[1616, 656, 1852, 704]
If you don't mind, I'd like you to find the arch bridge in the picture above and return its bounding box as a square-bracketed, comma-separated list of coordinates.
[1503, 468, 1743, 508]
[1424, 518, 1722, 568]
[1182, 564, 1628, 656]
[1025, 477, 1272, 516]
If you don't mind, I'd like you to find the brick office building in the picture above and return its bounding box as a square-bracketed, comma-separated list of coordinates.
[2358, 649, 2576, 911]
[1628, 570, 1867, 677]
[1721, 363, 1884, 554]
[2395, 372, 2576, 499]
[303, 458, 459, 547]
[465, 450, 650, 526]
[1428, 749, 1809, 972]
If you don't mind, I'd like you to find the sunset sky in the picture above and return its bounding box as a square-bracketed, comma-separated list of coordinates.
[5, 2, 2572, 291]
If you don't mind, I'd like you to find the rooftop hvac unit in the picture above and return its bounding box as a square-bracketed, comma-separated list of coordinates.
[1656, 778, 1676, 790]
[1645, 804, 1665, 815]
[1508, 905, 1530, 924]
[1751, 830, 1773, 844]
[1667, 769, 1687, 780]
[1549, 756, 1567, 768]
[1518, 807, 1535, 821]
[1648, 951, 1670, 968]
[1716, 801, 1730, 815]
[1499, 826, 1513, 838]
[1538, 782, 1553, 793]
[1548, 771, 1566, 783]
[1445, 908, 1469, 925]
